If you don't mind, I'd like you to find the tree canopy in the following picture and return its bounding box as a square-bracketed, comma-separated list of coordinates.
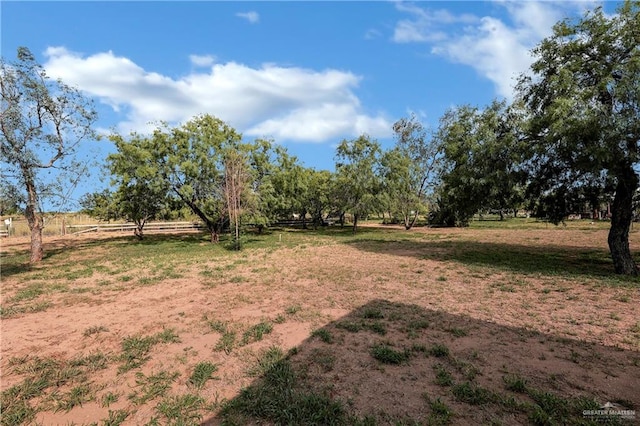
[517, 1, 640, 274]
[1, 47, 97, 262]
[435, 100, 524, 225]
[335, 135, 382, 233]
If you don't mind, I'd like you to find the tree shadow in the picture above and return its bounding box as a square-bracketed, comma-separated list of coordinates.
[343, 238, 640, 285]
[205, 299, 639, 425]
[0, 232, 211, 278]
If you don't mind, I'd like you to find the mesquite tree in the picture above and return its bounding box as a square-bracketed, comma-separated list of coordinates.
[517, 1, 640, 274]
[1, 47, 97, 262]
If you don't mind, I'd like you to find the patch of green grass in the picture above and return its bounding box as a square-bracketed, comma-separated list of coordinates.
[367, 321, 387, 335]
[101, 392, 120, 408]
[336, 316, 393, 336]
[241, 321, 274, 345]
[204, 317, 228, 333]
[445, 327, 468, 337]
[426, 396, 453, 425]
[221, 358, 347, 424]
[450, 358, 480, 381]
[10, 283, 46, 302]
[406, 318, 430, 331]
[526, 389, 569, 422]
[101, 409, 129, 426]
[311, 328, 334, 344]
[128, 370, 180, 405]
[0, 354, 107, 423]
[433, 364, 453, 387]
[200, 267, 215, 277]
[429, 344, 450, 358]
[0, 395, 36, 425]
[137, 276, 159, 286]
[247, 346, 285, 377]
[503, 374, 528, 393]
[118, 335, 156, 373]
[215, 330, 237, 354]
[188, 362, 218, 389]
[336, 321, 363, 333]
[156, 394, 205, 424]
[156, 328, 181, 343]
[451, 382, 494, 405]
[370, 344, 411, 365]
[118, 329, 180, 373]
[69, 352, 109, 372]
[362, 307, 384, 319]
[55, 384, 93, 412]
[0, 300, 53, 318]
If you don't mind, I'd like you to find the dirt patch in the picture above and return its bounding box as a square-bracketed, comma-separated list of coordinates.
[1, 225, 639, 424]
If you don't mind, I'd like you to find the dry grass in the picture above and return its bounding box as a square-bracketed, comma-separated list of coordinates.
[1, 220, 639, 424]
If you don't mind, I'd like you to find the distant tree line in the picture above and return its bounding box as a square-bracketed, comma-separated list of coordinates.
[2, 2, 639, 274]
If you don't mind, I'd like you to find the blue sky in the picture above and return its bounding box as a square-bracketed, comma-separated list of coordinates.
[2, 1, 615, 206]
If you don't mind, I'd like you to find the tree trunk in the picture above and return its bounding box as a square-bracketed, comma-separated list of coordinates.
[134, 219, 145, 240]
[608, 167, 638, 275]
[302, 210, 308, 230]
[408, 210, 420, 230]
[353, 213, 359, 234]
[25, 180, 44, 263]
[28, 217, 44, 263]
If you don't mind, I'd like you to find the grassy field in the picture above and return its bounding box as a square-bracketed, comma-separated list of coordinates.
[1, 219, 639, 425]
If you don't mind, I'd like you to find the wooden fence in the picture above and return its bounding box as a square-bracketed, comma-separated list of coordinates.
[66, 221, 205, 235]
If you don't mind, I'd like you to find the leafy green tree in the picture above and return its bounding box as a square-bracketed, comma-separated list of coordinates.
[0, 183, 24, 216]
[153, 115, 246, 243]
[305, 169, 334, 229]
[383, 114, 441, 229]
[79, 189, 118, 221]
[246, 138, 279, 232]
[1, 47, 97, 262]
[106, 133, 173, 239]
[269, 146, 309, 225]
[335, 135, 382, 233]
[435, 100, 524, 226]
[516, 1, 640, 274]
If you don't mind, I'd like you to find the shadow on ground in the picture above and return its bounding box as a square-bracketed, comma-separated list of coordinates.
[205, 300, 639, 425]
[0, 232, 210, 278]
[344, 238, 640, 285]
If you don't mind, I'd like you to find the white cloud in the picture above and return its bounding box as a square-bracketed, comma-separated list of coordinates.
[392, 1, 596, 99]
[189, 54, 216, 67]
[392, 3, 478, 43]
[43, 47, 391, 142]
[236, 11, 259, 24]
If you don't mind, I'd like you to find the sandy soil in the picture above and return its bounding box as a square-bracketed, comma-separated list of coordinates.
[1, 225, 639, 425]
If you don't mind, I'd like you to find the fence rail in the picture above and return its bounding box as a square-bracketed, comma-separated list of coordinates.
[67, 221, 205, 235]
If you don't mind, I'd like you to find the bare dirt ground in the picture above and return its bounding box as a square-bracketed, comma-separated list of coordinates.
[1, 224, 639, 425]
